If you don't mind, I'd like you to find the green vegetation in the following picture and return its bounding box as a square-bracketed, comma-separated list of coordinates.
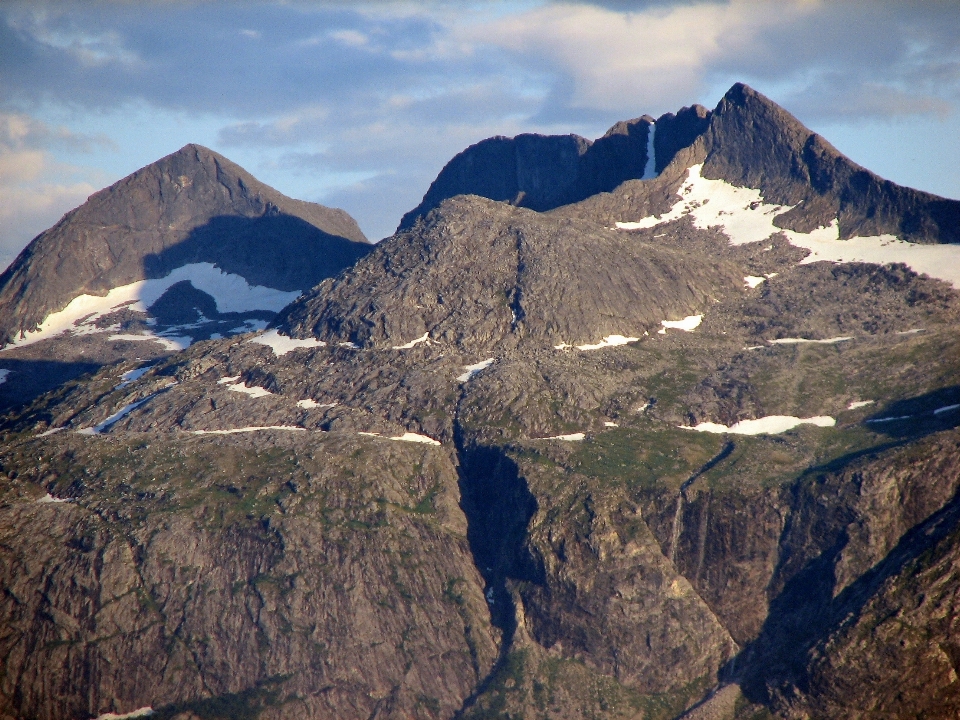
[152, 676, 291, 720]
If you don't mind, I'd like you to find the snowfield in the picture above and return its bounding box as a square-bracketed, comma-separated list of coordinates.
[3, 263, 301, 349]
[616, 165, 960, 289]
[458, 358, 494, 382]
[250, 329, 326, 356]
[681, 415, 836, 435]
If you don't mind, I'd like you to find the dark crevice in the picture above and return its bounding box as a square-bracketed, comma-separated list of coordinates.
[451, 417, 543, 716]
[509, 229, 527, 334]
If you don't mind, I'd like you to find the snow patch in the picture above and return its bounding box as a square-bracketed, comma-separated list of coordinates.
[744, 276, 765, 289]
[37, 493, 70, 504]
[866, 415, 912, 424]
[768, 336, 852, 345]
[0, 369, 9, 385]
[226, 382, 273, 398]
[108, 333, 192, 351]
[541, 432, 586, 441]
[230, 320, 269, 334]
[249, 329, 326, 356]
[38, 427, 65, 437]
[117, 364, 154, 388]
[847, 400, 875, 410]
[680, 415, 836, 435]
[604, 422, 619, 427]
[659, 315, 702, 333]
[389, 432, 441, 445]
[190, 426, 305, 435]
[458, 358, 494, 382]
[392, 332, 431, 350]
[575, 334, 640, 351]
[94, 707, 154, 719]
[4, 263, 301, 350]
[615, 164, 960, 289]
[935, 404, 960, 416]
[77, 393, 160, 435]
[297, 399, 337, 409]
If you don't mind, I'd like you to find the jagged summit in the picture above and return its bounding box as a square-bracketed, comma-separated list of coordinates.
[401, 83, 960, 245]
[397, 116, 655, 231]
[0, 144, 370, 346]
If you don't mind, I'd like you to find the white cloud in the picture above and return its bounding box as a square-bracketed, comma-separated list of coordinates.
[0, 112, 110, 269]
[462, 1, 813, 115]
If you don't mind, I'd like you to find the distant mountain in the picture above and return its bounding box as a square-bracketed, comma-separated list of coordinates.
[402, 84, 960, 245]
[0, 145, 371, 410]
[2, 84, 960, 720]
[397, 115, 655, 231]
[0, 144, 370, 348]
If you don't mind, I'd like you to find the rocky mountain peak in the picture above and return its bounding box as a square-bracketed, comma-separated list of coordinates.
[0, 145, 371, 347]
[699, 84, 960, 242]
[397, 117, 654, 231]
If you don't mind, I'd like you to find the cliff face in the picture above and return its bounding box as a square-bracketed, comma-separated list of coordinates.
[397, 117, 654, 232]
[0, 432, 496, 720]
[3, 83, 960, 720]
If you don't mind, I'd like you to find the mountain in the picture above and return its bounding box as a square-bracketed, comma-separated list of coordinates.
[397, 115, 655, 232]
[403, 84, 960, 246]
[2, 84, 960, 720]
[0, 144, 371, 410]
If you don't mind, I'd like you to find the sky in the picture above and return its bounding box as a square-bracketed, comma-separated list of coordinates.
[2, 0, 959, 268]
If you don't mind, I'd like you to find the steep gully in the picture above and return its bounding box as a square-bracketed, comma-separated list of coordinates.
[668, 441, 735, 564]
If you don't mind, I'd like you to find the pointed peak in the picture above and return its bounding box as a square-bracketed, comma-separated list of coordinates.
[716, 82, 784, 116]
[163, 143, 229, 167]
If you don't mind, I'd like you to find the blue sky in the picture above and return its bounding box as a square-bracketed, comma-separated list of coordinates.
[2, 1, 959, 267]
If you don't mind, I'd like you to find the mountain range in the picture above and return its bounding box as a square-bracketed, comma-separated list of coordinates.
[1, 83, 960, 720]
